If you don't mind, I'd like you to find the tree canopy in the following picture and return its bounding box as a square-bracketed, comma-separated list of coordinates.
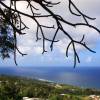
[0, 0, 100, 67]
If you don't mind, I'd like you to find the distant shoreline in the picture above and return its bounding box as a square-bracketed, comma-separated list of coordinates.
[0, 67, 100, 90]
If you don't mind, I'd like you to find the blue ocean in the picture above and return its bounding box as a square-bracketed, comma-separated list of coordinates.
[0, 67, 100, 89]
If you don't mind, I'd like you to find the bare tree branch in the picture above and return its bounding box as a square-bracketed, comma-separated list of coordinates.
[0, 0, 100, 67]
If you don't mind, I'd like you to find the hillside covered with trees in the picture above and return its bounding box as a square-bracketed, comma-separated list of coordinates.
[0, 75, 100, 100]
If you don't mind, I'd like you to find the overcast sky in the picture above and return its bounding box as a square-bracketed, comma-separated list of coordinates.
[0, 0, 100, 67]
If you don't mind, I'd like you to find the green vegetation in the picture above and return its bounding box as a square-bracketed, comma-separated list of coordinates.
[0, 75, 100, 100]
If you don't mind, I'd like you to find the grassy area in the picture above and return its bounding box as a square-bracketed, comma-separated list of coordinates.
[0, 75, 100, 100]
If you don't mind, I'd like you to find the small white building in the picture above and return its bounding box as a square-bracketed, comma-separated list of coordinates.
[60, 94, 66, 96]
[89, 95, 100, 100]
[23, 97, 44, 100]
[89, 95, 95, 99]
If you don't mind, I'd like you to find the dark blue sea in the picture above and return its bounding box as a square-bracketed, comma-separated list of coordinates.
[0, 67, 100, 89]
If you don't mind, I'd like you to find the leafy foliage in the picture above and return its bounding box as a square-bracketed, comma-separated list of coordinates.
[0, 9, 15, 59]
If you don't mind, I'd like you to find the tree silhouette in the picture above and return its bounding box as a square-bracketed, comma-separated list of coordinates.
[0, 0, 100, 67]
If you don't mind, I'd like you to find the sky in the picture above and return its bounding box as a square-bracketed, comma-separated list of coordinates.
[0, 0, 100, 67]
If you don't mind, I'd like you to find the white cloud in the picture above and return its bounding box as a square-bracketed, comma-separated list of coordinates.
[18, 46, 31, 53]
[3, 0, 100, 57]
[86, 56, 93, 63]
[33, 47, 43, 54]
